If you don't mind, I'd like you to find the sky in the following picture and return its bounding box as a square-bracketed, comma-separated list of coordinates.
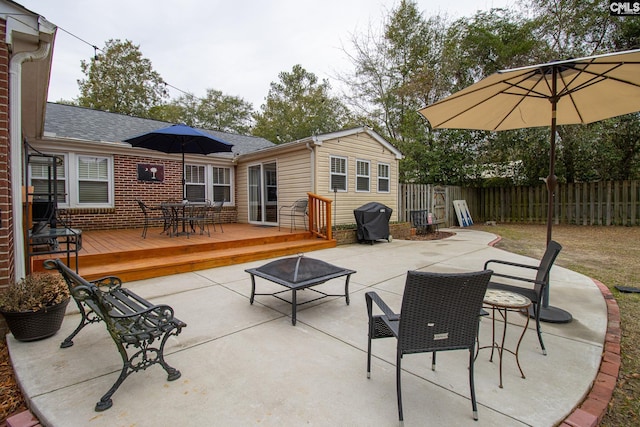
[19, 0, 515, 109]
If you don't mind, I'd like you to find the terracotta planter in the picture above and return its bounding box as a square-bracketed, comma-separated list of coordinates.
[1, 298, 70, 342]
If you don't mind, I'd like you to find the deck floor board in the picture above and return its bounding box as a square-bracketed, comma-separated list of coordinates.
[31, 224, 334, 281]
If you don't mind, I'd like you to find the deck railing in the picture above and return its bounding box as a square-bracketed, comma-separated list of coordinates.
[307, 193, 333, 240]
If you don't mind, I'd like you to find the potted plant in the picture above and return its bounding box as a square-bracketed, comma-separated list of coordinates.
[0, 272, 70, 342]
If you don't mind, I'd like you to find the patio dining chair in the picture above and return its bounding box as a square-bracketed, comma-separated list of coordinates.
[484, 240, 562, 355]
[366, 269, 492, 422]
[184, 202, 210, 238]
[136, 199, 171, 238]
[278, 198, 308, 232]
[210, 200, 224, 233]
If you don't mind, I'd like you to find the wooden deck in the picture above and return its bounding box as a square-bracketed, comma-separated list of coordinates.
[31, 223, 336, 282]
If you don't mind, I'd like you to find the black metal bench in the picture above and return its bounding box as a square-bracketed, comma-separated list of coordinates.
[44, 258, 187, 412]
[409, 210, 442, 234]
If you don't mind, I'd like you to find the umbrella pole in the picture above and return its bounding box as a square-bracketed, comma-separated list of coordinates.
[182, 151, 186, 201]
[538, 69, 572, 323]
[546, 111, 557, 247]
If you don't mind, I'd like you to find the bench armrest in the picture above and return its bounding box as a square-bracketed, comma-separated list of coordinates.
[91, 276, 123, 290]
[68, 284, 96, 301]
[108, 303, 175, 320]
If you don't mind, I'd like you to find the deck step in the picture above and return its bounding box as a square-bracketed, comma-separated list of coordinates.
[78, 238, 336, 282]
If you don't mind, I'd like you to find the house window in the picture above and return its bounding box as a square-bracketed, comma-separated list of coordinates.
[78, 156, 110, 204]
[378, 163, 390, 193]
[356, 159, 370, 192]
[330, 156, 347, 191]
[212, 167, 231, 203]
[29, 154, 67, 204]
[185, 164, 206, 201]
[29, 152, 114, 208]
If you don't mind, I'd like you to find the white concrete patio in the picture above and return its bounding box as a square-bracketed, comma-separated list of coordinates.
[8, 228, 607, 426]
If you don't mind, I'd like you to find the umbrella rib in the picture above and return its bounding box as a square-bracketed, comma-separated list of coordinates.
[421, 51, 640, 130]
[427, 70, 543, 129]
[492, 72, 549, 129]
[560, 61, 640, 123]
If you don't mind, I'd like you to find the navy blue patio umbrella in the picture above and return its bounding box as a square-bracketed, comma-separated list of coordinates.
[124, 124, 233, 199]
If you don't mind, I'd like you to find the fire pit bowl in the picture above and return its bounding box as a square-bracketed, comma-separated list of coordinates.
[245, 255, 356, 325]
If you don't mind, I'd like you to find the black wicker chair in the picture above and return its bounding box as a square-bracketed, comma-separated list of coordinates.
[484, 240, 562, 355]
[366, 269, 492, 422]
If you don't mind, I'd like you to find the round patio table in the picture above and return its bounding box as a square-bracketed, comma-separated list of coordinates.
[479, 289, 531, 388]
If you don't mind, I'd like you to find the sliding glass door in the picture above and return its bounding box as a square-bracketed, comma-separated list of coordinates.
[248, 162, 277, 225]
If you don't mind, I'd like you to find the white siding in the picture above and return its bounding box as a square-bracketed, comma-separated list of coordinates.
[236, 149, 312, 224]
[236, 130, 401, 226]
[315, 133, 399, 224]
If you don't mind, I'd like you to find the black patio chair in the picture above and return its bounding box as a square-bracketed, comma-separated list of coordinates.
[136, 199, 170, 238]
[366, 269, 492, 422]
[484, 240, 562, 356]
[210, 200, 224, 233]
[184, 202, 210, 238]
[278, 198, 308, 232]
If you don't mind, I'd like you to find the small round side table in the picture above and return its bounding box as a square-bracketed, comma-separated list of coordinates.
[480, 289, 532, 388]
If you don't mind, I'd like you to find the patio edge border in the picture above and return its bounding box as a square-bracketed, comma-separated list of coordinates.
[487, 236, 620, 427]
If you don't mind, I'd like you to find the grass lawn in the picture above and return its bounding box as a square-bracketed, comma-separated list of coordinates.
[472, 223, 640, 427]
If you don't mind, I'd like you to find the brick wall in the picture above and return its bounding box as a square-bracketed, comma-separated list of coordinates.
[333, 222, 412, 245]
[0, 19, 14, 294]
[61, 154, 237, 230]
[1, 19, 13, 333]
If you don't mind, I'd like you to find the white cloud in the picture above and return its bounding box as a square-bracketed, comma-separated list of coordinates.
[20, 0, 514, 108]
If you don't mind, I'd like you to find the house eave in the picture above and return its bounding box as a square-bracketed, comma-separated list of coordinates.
[236, 126, 404, 163]
[30, 136, 235, 165]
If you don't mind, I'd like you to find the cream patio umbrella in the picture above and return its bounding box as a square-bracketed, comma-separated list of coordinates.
[419, 48, 640, 322]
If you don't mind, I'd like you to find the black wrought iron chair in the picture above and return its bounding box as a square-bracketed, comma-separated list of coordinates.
[136, 199, 170, 238]
[278, 198, 308, 232]
[484, 240, 562, 355]
[366, 269, 492, 422]
[184, 202, 210, 238]
[210, 200, 224, 233]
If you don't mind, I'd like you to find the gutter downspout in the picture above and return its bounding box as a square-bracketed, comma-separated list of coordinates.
[307, 138, 317, 192]
[9, 41, 52, 280]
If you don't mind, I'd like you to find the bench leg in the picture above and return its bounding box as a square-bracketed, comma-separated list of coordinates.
[157, 328, 182, 381]
[95, 329, 182, 411]
[60, 303, 101, 348]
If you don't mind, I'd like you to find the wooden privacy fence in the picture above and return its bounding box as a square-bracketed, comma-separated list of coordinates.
[400, 181, 640, 227]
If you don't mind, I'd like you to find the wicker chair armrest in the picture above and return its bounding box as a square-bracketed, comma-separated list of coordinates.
[489, 271, 545, 285]
[484, 258, 538, 271]
[365, 291, 399, 321]
[484, 258, 545, 285]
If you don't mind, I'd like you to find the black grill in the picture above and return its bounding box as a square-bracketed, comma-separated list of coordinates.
[353, 202, 392, 244]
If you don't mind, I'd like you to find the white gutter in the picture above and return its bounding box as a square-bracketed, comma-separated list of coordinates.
[306, 139, 316, 192]
[9, 41, 52, 279]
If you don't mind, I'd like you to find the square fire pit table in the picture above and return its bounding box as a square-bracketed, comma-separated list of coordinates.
[245, 255, 356, 325]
